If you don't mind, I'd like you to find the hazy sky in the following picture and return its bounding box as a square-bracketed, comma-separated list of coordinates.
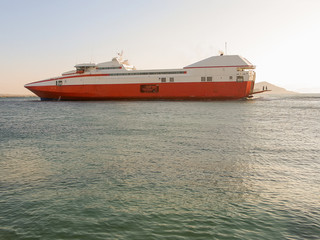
[1, 0, 319, 94]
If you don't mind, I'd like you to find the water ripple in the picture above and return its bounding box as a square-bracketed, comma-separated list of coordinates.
[1, 95, 320, 239]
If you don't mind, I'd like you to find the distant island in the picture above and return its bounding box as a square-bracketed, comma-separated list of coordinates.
[0, 93, 36, 98]
[254, 81, 296, 94]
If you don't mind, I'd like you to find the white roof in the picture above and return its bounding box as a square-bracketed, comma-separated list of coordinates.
[75, 63, 96, 68]
[184, 55, 254, 68]
[96, 60, 121, 68]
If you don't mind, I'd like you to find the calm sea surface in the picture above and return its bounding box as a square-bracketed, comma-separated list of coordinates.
[1, 94, 320, 240]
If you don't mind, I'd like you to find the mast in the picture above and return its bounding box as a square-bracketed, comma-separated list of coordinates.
[225, 42, 227, 55]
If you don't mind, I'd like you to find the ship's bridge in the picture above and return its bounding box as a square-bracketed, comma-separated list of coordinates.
[75, 63, 96, 73]
[96, 58, 123, 71]
[96, 53, 136, 71]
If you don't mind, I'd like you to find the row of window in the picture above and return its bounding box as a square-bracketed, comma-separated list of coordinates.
[108, 71, 186, 76]
[96, 67, 122, 70]
[201, 77, 213, 82]
[201, 76, 235, 82]
[161, 77, 174, 82]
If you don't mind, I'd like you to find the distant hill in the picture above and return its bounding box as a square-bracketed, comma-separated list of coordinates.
[254, 81, 296, 94]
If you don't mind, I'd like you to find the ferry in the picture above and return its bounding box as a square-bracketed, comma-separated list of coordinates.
[24, 53, 256, 100]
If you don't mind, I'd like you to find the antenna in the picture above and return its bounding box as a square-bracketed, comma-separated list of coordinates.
[117, 50, 124, 61]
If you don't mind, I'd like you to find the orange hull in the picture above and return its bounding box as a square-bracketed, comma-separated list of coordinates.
[26, 81, 254, 100]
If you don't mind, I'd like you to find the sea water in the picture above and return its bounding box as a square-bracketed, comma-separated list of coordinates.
[0, 95, 319, 239]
